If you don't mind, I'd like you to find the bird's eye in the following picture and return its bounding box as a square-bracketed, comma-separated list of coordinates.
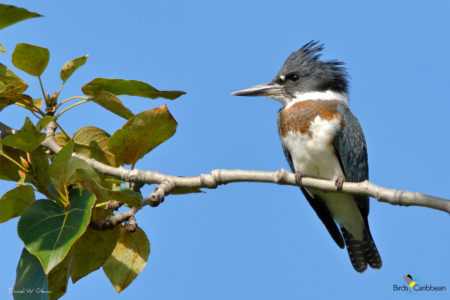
[286, 73, 299, 82]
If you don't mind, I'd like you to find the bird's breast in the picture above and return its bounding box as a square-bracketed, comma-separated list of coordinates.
[278, 100, 344, 179]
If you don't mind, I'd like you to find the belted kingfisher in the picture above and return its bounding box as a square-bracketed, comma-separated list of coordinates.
[231, 41, 382, 272]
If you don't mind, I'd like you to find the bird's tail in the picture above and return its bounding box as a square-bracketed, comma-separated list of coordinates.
[340, 227, 382, 273]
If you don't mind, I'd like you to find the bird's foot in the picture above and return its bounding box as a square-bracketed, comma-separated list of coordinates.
[295, 172, 304, 186]
[335, 177, 346, 192]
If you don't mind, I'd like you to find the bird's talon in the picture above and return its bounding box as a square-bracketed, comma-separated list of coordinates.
[295, 172, 304, 186]
[335, 178, 346, 191]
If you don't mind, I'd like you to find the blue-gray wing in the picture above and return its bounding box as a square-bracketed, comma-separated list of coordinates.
[333, 104, 369, 218]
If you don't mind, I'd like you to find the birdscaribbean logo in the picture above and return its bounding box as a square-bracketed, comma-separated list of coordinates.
[392, 274, 447, 293]
[403, 274, 417, 293]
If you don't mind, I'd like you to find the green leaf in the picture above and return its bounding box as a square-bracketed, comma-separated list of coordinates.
[17, 171, 26, 185]
[13, 248, 71, 300]
[0, 42, 5, 54]
[108, 186, 142, 207]
[60, 55, 88, 83]
[103, 226, 150, 293]
[49, 141, 75, 189]
[0, 185, 35, 223]
[108, 105, 177, 165]
[54, 132, 69, 148]
[12, 43, 49, 76]
[71, 169, 141, 207]
[17, 189, 96, 274]
[102, 189, 141, 208]
[172, 186, 203, 195]
[0, 94, 34, 112]
[2, 117, 45, 152]
[47, 253, 71, 300]
[0, 5, 42, 30]
[0, 62, 28, 94]
[28, 146, 52, 197]
[73, 126, 118, 167]
[36, 116, 54, 132]
[0, 97, 15, 112]
[13, 248, 48, 300]
[48, 141, 91, 199]
[91, 90, 133, 120]
[33, 98, 43, 109]
[70, 224, 121, 283]
[82, 78, 185, 100]
[104, 178, 126, 185]
[0, 145, 24, 181]
[47, 140, 139, 206]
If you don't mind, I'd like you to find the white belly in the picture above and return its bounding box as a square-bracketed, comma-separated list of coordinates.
[281, 115, 364, 240]
[281, 115, 344, 180]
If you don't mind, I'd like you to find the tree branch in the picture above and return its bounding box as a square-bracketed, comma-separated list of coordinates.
[0, 122, 17, 138]
[90, 206, 138, 230]
[38, 121, 450, 215]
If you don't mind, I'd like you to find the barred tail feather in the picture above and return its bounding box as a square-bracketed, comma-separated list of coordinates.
[365, 229, 382, 269]
[341, 227, 382, 273]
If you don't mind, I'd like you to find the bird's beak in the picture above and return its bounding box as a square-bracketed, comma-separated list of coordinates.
[231, 82, 283, 97]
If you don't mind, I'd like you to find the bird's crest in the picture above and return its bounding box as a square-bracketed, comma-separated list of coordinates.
[277, 41, 323, 74]
[277, 40, 346, 77]
[289, 40, 324, 64]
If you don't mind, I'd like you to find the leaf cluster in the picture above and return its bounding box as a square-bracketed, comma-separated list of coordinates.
[0, 4, 186, 299]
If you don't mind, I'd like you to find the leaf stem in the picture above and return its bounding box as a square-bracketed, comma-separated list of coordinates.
[30, 110, 42, 119]
[0, 152, 28, 173]
[38, 76, 46, 100]
[54, 99, 90, 119]
[57, 82, 65, 97]
[35, 108, 47, 117]
[55, 96, 89, 110]
[54, 121, 70, 139]
[55, 187, 69, 207]
[14, 102, 47, 119]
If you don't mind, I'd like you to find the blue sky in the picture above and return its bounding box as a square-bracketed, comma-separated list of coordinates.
[1, 0, 449, 299]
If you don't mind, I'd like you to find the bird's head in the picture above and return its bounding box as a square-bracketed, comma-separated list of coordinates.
[232, 41, 349, 107]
